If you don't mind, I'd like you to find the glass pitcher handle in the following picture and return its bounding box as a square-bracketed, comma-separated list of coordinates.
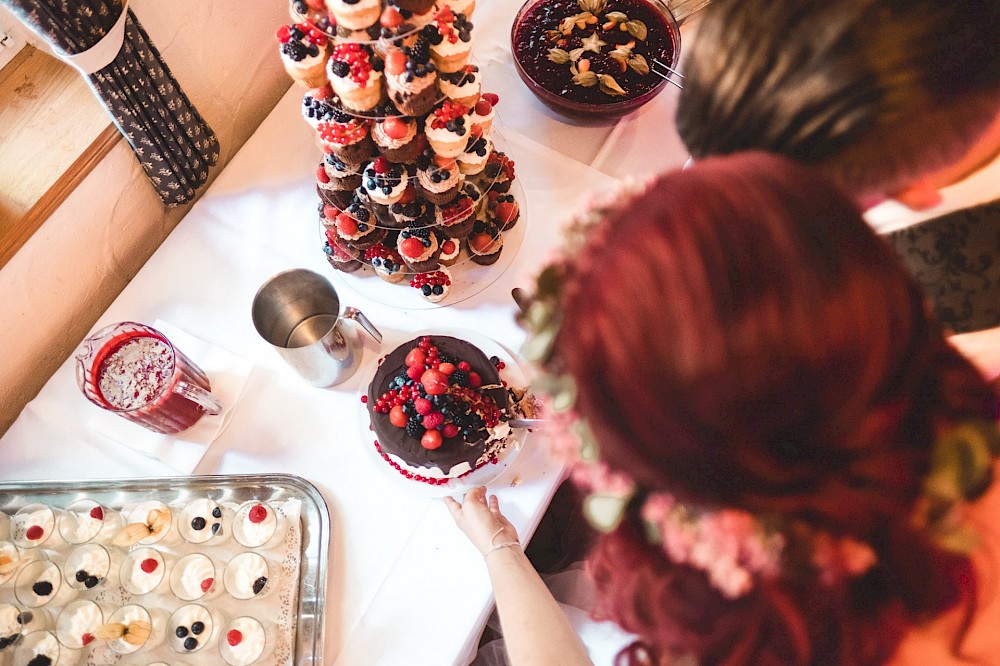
[343, 307, 383, 343]
[667, 0, 712, 24]
[176, 381, 223, 416]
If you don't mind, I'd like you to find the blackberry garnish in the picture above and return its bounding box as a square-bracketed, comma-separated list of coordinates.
[330, 60, 350, 78]
[450, 370, 470, 387]
[405, 420, 425, 438]
[281, 41, 307, 61]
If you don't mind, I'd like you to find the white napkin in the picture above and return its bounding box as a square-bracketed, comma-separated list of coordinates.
[85, 320, 253, 472]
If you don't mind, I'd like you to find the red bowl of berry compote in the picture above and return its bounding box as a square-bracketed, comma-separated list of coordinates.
[511, 0, 679, 120]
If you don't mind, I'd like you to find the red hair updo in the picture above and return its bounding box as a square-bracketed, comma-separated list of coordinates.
[553, 152, 998, 665]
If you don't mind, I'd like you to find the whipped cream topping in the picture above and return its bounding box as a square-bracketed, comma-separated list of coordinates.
[171, 553, 216, 600]
[219, 617, 267, 666]
[59, 501, 106, 544]
[439, 73, 480, 101]
[459, 137, 492, 172]
[387, 68, 437, 95]
[18, 561, 61, 606]
[178, 498, 225, 544]
[424, 120, 471, 152]
[280, 42, 326, 70]
[329, 60, 383, 94]
[121, 547, 164, 595]
[0, 604, 22, 640]
[363, 163, 409, 205]
[23, 631, 62, 664]
[233, 503, 278, 548]
[225, 552, 269, 600]
[57, 600, 102, 649]
[397, 229, 440, 263]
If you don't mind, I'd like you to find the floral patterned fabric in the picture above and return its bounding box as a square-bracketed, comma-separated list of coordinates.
[2, 0, 219, 206]
[885, 199, 1000, 334]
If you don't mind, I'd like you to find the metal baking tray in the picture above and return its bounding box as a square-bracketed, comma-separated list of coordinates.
[0, 473, 330, 665]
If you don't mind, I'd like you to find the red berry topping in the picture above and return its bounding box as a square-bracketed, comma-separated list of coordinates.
[399, 184, 417, 203]
[400, 236, 426, 258]
[381, 6, 404, 28]
[276, 25, 292, 43]
[385, 48, 407, 76]
[405, 347, 427, 368]
[323, 204, 340, 219]
[140, 558, 158, 573]
[227, 629, 243, 646]
[495, 201, 519, 224]
[443, 423, 460, 438]
[469, 371, 482, 388]
[414, 397, 433, 415]
[422, 411, 445, 430]
[420, 368, 450, 395]
[317, 165, 331, 184]
[201, 577, 214, 593]
[389, 405, 408, 428]
[438, 362, 455, 375]
[336, 212, 359, 236]
[89, 506, 104, 520]
[421, 429, 443, 450]
[382, 116, 409, 140]
[430, 101, 470, 130]
[372, 156, 389, 174]
[25, 526, 43, 541]
[457, 361, 471, 371]
[469, 232, 494, 253]
[483, 93, 499, 106]
[474, 99, 493, 116]
[305, 0, 326, 9]
[248, 504, 268, 524]
[441, 239, 457, 255]
[407, 364, 424, 381]
[81, 633, 94, 646]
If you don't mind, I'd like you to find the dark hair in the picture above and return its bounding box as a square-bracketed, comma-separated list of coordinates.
[554, 153, 998, 664]
[675, 0, 1000, 200]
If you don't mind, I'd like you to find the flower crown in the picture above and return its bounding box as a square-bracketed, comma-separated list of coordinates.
[517, 178, 1000, 599]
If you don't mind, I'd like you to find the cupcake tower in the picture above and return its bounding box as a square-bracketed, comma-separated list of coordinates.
[279, 0, 520, 304]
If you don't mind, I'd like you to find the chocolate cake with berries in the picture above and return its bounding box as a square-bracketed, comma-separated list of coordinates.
[365, 335, 514, 483]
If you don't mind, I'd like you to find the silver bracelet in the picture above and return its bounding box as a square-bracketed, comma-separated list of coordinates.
[484, 541, 522, 558]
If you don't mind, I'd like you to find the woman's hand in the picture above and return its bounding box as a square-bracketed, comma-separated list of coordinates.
[444, 486, 519, 555]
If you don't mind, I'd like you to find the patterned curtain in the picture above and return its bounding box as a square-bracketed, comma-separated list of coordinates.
[2, 0, 219, 206]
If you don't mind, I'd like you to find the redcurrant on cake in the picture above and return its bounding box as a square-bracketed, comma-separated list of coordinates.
[365, 335, 514, 484]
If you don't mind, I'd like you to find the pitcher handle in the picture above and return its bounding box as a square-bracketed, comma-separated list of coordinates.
[343, 307, 383, 343]
[176, 381, 223, 416]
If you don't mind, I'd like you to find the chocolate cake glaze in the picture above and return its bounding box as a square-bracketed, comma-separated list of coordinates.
[367, 335, 511, 475]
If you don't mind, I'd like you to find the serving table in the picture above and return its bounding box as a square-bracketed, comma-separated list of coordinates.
[0, 1, 690, 664]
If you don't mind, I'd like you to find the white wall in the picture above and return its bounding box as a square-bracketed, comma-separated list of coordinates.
[0, 1, 293, 433]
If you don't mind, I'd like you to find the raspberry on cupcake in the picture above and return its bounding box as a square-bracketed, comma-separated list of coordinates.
[470, 92, 498, 135]
[424, 100, 471, 158]
[416, 150, 463, 204]
[384, 40, 439, 117]
[464, 219, 503, 265]
[365, 243, 408, 283]
[409, 268, 452, 303]
[277, 22, 330, 88]
[328, 43, 384, 112]
[397, 227, 442, 272]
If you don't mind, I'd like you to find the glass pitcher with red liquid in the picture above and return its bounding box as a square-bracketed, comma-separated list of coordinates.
[75, 322, 223, 434]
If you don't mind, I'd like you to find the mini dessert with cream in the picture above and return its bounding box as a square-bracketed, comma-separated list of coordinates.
[232, 502, 281, 548]
[168, 603, 214, 654]
[55, 599, 103, 650]
[409, 269, 452, 303]
[425, 7, 474, 73]
[15, 560, 63, 608]
[327, 43, 384, 112]
[384, 39, 439, 117]
[120, 547, 165, 595]
[178, 498, 227, 544]
[277, 23, 329, 89]
[220, 616, 269, 666]
[424, 100, 471, 158]
[224, 553, 270, 600]
[65, 543, 110, 590]
[438, 65, 481, 108]
[12, 504, 57, 549]
[361, 157, 409, 206]
[396, 226, 442, 272]
[170, 553, 218, 601]
[365, 335, 515, 483]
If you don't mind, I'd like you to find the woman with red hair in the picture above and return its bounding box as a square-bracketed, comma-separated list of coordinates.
[447, 152, 1000, 665]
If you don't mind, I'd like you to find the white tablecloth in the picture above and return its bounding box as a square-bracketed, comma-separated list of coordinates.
[0, 1, 691, 663]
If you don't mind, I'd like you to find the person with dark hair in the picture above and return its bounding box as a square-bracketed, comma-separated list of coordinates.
[447, 152, 1000, 665]
[675, 0, 1000, 338]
